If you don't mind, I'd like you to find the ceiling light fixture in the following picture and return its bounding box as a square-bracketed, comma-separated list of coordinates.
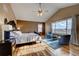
[33, 3, 48, 16]
[37, 3, 43, 16]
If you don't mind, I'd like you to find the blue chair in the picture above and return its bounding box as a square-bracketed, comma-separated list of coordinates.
[59, 35, 71, 45]
[45, 32, 52, 39]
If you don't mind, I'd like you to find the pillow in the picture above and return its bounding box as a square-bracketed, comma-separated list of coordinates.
[13, 31, 22, 36]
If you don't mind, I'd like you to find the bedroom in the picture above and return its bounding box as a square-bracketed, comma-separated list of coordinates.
[0, 3, 79, 56]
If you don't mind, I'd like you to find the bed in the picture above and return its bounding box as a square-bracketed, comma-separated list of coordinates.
[10, 31, 42, 44]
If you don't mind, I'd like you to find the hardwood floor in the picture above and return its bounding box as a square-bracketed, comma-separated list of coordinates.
[70, 44, 79, 56]
[13, 42, 79, 56]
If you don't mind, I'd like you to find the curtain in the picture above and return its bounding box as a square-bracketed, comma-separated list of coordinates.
[70, 16, 79, 45]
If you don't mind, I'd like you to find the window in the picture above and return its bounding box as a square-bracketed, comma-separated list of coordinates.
[55, 20, 66, 34]
[38, 24, 42, 32]
[67, 18, 72, 34]
[51, 18, 72, 35]
[52, 23, 56, 33]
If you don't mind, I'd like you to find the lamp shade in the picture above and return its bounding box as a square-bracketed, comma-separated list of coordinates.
[4, 25, 13, 31]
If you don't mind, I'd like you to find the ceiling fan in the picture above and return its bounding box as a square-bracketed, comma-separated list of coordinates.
[33, 3, 48, 16]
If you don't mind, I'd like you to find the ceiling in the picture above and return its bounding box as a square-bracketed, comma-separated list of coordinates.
[11, 3, 77, 22]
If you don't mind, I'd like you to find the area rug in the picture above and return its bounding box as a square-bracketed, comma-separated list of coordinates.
[43, 39, 61, 49]
[15, 42, 53, 56]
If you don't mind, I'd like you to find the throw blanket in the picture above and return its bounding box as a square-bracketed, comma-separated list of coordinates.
[10, 31, 41, 44]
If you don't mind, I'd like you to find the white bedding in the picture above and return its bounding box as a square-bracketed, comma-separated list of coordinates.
[10, 31, 41, 44]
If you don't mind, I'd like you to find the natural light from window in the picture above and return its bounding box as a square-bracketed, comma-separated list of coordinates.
[38, 24, 42, 32]
[51, 18, 72, 35]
